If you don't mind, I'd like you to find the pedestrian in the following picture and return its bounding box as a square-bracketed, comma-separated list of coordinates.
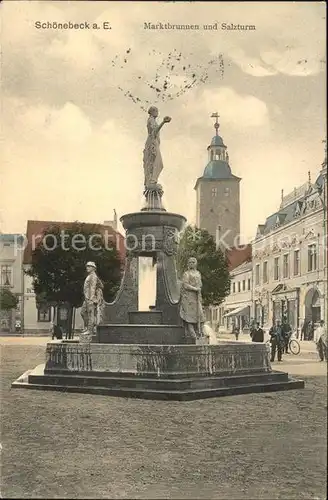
[269, 320, 284, 362]
[15, 319, 22, 333]
[308, 320, 315, 341]
[314, 320, 327, 362]
[250, 322, 264, 343]
[233, 324, 240, 341]
[282, 319, 292, 354]
[52, 324, 63, 340]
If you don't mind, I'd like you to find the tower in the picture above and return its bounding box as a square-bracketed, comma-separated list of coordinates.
[194, 113, 241, 248]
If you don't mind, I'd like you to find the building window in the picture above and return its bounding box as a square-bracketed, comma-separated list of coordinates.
[283, 254, 289, 278]
[1, 265, 13, 286]
[247, 278, 251, 290]
[238, 281, 241, 292]
[232, 282, 236, 293]
[274, 257, 280, 281]
[308, 244, 317, 272]
[37, 307, 51, 322]
[211, 187, 218, 197]
[242, 280, 246, 291]
[224, 187, 230, 196]
[263, 261, 268, 283]
[293, 250, 300, 276]
[255, 264, 260, 286]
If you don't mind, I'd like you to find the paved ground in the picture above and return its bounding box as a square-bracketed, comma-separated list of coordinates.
[1, 337, 327, 499]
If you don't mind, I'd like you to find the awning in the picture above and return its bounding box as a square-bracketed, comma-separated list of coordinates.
[224, 305, 250, 318]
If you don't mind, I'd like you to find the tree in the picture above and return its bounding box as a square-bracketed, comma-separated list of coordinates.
[176, 225, 231, 307]
[0, 288, 19, 311]
[26, 223, 123, 336]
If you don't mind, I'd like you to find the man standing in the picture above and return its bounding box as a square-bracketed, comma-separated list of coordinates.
[269, 320, 284, 362]
[314, 320, 327, 362]
[250, 322, 264, 343]
[281, 318, 292, 354]
[308, 320, 315, 341]
[80, 262, 104, 342]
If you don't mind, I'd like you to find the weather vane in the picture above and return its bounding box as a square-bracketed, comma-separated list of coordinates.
[211, 112, 220, 136]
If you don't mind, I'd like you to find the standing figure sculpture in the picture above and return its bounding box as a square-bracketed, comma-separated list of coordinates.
[143, 106, 171, 188]
[179, 257, 205, 342]
[80, 261, 104, 343]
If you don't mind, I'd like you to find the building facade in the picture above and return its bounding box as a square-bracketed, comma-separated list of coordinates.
[208, 244, 252, 331]
[0, 234, 24, 332]
[223, 261, 253, 331]
[195, 115, 241, 248]
[252, 165, 327, 334]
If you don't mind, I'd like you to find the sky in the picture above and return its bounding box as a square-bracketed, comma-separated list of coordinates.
[1, 1, 326, 242]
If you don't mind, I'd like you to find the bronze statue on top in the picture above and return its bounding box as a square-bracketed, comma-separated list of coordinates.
[143, 106, 171, 189]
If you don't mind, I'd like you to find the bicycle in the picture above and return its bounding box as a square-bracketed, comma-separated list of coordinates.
[266, 336, 300, 355]
[288, 337, 301, 355]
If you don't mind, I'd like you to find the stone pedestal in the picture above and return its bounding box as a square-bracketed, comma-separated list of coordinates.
[100, 185, 187, 343]
[12, 341, 304, 401]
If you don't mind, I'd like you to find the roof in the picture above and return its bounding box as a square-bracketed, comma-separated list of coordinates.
[210, 135, 226, 147]
[259, 195, 316, 237]
[280, 182, 309, 209]
[230, 260, 252, 276]
[0, 234, 25, 242]
[23, 220, 125, 265]
[315, 172, 325, 189]
[203, 160, 235, 180]
[256, 170, 327, 238]
[226, 244, 252, 271]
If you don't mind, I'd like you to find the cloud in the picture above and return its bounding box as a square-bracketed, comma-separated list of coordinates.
[228, 49, 278, 77]
[185, 87, 270, 130]
[5, 100, 92, 143]
[44, 103, 93, 142]
[1, 96, 143, 229]
[1, 0, 325, 242]
[228, 41, 325, 78]
[261, 47, 325, 77]
[46, 31, 102, 70]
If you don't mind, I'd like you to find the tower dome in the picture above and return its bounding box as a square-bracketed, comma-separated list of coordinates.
[210, 135, 225, 147]
[194, 113, 241, 248]
[203, 160, 233, 179]
[199, 114, 236, 180]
